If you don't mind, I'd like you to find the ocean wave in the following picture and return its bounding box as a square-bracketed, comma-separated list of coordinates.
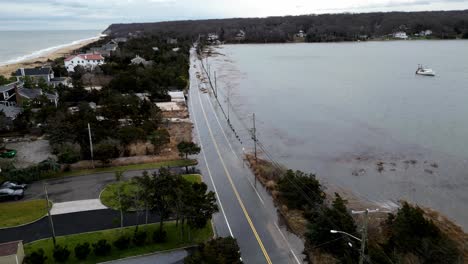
[0, 34, 104, 66]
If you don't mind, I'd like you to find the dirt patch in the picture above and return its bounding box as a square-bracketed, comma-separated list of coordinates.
[5, 139, 55, 168]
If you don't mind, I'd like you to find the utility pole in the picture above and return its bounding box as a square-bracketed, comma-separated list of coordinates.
[44, 183, 56, 246]
[214, 71, 217, 98]
[88, 123, 94, 168]
[227, 87, 230, 124]
[252, 113, 257, 162]
[352, 208, 379, 264]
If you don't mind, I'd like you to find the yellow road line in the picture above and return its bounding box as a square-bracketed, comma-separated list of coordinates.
[197, 86, 273, 264]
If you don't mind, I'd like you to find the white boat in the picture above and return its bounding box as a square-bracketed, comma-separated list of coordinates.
[415, 65, 435, 76]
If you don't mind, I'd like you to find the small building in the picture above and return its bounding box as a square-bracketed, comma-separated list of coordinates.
[152, 47, 159, 52]
[14, 67, 54, 83]
[393, 31, 408, 39]
[0, 240, 24, 264]
[64, 53, 105, 72]
[172, 47, 180, 52]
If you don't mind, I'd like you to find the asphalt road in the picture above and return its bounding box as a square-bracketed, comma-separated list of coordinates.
[24, 167, 185, 203]
[0, 209, 161, 243]
[189, 48, 305, 264]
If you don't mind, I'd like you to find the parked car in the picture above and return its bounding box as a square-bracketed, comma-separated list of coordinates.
[0, 149, 17, 158]
[1, 181, 27, 190]
[0, 188, 24, 201]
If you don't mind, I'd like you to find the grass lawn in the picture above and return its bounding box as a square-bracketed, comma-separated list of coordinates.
[100, 174, 202, 210]
[0, 199, 48, 228]
[24, 221, 213, 264]
[57, 159, 197, 178]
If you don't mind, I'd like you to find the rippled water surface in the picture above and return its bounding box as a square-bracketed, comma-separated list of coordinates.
[208, 41, 468, 230]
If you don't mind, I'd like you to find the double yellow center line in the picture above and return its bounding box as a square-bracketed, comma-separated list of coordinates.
[196, 87, 273, 264]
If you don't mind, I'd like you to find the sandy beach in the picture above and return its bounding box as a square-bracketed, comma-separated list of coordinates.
[0, 38, 100, 77]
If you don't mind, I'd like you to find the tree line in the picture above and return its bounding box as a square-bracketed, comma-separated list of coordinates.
[105, 10, 468, 43]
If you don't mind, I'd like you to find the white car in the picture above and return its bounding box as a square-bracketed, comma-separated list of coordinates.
[1, 181, 27, 190]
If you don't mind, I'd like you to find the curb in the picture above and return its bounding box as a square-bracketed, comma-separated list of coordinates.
[98, 245, 198, 264]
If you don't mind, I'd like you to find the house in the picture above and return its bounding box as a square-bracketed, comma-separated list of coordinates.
[152, 47, 159, 52]
[49, 77, 71, 88]
[207, 33, 220, 44]
[113, 37, 128, 43]
[14, 67, 54, 83]
[393, 31, 408, 39]
[64, 53, 105, 72]
[420, 30, 432, 36]
[17, 87, 59, 106]
[0, 240, 24, 264]
[130, 55, 153, 66]
[293, 30, 307, 42]
[235, 30, 246, 41]
[0, 82, 20, 105]
[102, 40, 118, 52]
[172, 47, 180, 52]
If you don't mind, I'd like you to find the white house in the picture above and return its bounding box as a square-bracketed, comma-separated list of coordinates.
[64, 53, 105, 72]
[393, 31, 408, 39]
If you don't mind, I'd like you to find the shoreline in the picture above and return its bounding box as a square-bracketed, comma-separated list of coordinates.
[0, 37, 101, 77]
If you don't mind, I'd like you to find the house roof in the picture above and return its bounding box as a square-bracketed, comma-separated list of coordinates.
[18, 88, 42, 99]
[65, 53, 104, 61]
[14, 67, 52, 77]
[0, 241, 21, 256]
[0, 82, 20, 93]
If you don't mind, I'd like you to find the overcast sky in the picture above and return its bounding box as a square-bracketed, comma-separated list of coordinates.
[1, 0, 467, 30]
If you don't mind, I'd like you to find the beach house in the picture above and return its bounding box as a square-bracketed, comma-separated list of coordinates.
[130, 55, 153, 66]
[14, 67, 54, 83]
[393, 31, 408, 39]
[64, 53, 105, 72]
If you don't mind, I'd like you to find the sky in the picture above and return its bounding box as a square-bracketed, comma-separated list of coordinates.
[0, 0, 467, 30]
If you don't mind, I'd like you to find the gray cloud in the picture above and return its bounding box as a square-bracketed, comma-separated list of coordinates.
[0, 0, 467, 30]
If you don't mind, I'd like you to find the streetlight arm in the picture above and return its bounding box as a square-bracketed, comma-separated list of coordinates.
[330, 230, 362, 242]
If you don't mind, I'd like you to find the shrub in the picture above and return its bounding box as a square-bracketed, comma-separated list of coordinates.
[113, 235, 131, 250]
[153, 230, 167, 243]
[74, 242, 91, 260]
[184, 237, 242, 264]
[118, 126, 147, 145]
[277, 169, 325, 210]
[53, 245, 71, 263]
[133, 231, 148, 246]
[94, 139, 121, 164]
[4, 158, 60, 183]
[55, 143, 81, 164]
[93, 239, 111, 256]
[24, 249, 47, 264]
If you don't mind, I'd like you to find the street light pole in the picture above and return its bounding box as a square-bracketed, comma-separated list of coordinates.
[352, 208, 379, 264]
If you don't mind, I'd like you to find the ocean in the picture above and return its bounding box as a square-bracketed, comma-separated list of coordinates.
[0, 30, 103, 66]
[208, 41, 468, 230]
